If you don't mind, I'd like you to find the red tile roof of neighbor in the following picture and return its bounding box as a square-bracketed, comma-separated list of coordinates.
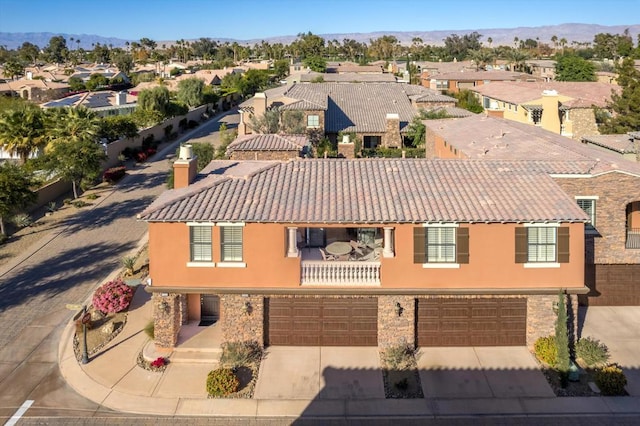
[581, 134, 638, 154]
[471, 81, 620, 108]
[138, 158, 588, 224]
[226, 134, 309, 154]
[424, 115, 640, 176]
[428, 70, 533, 81]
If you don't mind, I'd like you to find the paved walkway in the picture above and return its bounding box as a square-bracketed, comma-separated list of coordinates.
[58, 287, 640, 420]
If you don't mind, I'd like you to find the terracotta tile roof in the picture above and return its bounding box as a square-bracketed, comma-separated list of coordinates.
[471, 81, 620, 108]
[424, 115, 640, 176]
[138, 158, 588, 224]
[581, 134, 638, 154]
[429, 70, 533, 81]
[226, 134, 309, 154]
[300, 72, 397, 83]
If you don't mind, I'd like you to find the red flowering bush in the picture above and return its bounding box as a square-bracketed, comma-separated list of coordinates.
[102, 166, 126, 183]
[146, 147, 157, 156]
[151, 357, 167, 368]
[136, 151, 148, 163]
[92, 279, 134, 314]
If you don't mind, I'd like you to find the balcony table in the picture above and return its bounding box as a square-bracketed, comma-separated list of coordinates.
[325, 241, 352, 256]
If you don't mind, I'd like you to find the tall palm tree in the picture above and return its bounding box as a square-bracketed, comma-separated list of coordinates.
[505, 49, 530, 72]
[0, 107, 45, 163]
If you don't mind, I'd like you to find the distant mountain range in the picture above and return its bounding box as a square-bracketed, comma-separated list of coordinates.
[2, 24, 639, 51]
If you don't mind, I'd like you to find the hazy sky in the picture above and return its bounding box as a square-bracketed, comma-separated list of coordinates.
[1, 0, 638, 41]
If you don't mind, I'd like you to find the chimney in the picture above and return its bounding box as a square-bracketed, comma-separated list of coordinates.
[382, 113, 401, 148]
[116, 91, 127, 106]
[26, 71, 33, 80]
[173, 144, 198, 189]
[253, 92, 267, 120]
[540, 90, 561, 134]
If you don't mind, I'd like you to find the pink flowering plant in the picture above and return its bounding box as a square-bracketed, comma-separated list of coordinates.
[151, 357, 167, 369]
[92, 279, 134, 314]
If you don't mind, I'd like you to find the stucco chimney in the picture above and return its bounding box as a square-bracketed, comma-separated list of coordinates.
[540, 90, 561, 134]
[253, 92, 267, 120]
[173, 144, 198, 189]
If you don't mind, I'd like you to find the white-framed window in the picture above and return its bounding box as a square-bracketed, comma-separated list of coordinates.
[220, 225, 243, 262]
[426, 227, 456, 263]
[576, 197, 597, 228]
[189, 225, 212, 262]
[307, 114, 320, 128]
[527, 226, 557, 263]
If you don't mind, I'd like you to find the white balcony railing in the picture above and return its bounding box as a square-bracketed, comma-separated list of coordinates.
[301, 261, 381, 286]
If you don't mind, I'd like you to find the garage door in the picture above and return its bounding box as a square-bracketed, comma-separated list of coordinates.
[416, 298, 526, 346]
[266, 297, 378, 346]
[583, 264, 640, 306]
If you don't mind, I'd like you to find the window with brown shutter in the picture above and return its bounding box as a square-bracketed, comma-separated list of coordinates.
[457, 227, 469, 264]
[413, 227, 426, 264]
[515, 227, 527, 263]
[557, 227, 570, 263]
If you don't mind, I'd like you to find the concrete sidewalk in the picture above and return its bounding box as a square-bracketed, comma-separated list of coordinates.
[58, 289, 640, 420]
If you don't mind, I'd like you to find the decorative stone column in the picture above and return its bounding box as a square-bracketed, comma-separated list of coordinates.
[378, 295, 415, 349]
[153, 293, 181, 349]
[526, 294, 556, 348]
[221, 295, 265, 347]
[383, 227, 395, 258]
[287, 227, 299, 257]
[179, 294, 188, 325]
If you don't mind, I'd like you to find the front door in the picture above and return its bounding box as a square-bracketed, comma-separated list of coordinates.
[200, 295, 220, 325]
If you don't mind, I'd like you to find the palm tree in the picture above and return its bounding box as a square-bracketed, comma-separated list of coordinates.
[0, 107, 45, 163]
[469, 49, 496, 71]
[505, 49, 530, 72]
[45, 106, 101, 152]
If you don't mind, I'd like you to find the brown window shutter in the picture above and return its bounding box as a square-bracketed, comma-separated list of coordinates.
[414, 227, 426, 264]
[457, 227, 469, 264]
[284, 227, 288, 257]
[515, 227, 527, 263]
[557, 227, 570, 263]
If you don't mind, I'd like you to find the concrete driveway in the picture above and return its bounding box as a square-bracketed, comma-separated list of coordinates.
[580, 306, 640, 396]
[254, 347, 384, 400]
[416, 347, 554, 398]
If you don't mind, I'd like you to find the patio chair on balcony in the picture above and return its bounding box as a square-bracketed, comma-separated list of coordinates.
[349, 240, 364, 256]
[319, 248, 336, 261]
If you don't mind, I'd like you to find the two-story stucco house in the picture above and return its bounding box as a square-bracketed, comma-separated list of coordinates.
[138, 147, 589, 351]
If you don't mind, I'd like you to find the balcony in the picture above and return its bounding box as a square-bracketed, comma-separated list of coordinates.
[626, 228, 640, 249]
[300, 246, 381, 286]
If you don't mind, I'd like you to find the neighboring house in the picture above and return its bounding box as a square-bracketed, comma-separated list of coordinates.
[471, 81, 620, 140]
[581, 133, 640, 162]
[41, 90, 137, 117]
[226, 134, 310, 160]
[296, 71, 397, 83]
[0, 78, 69, 102]
[425, 70, 539, 93]
[525, 60, 557, 82]
[138, 153, 588, 350]
[424, 114, 640, 306]
[326, 63, 385, 74]
[70, 67, 130, 85]
[238, 82, 456, 150]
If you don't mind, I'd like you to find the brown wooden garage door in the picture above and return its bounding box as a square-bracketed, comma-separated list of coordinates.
[416, 298, 526, 346]
[583, 264, 640, 306]
[266, 297, 378, 346]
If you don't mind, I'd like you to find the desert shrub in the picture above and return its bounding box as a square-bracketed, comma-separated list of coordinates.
[179, 118, 188, 131]
[46, 201, 57, 213]
[143, 320, 155, 339]
[576, 337, 610, 367]
[12, 213, 32, 228]
[0, 234, 8, 245]
[141, 134, 155, 148]
[164, 124, 173, 137]
[534, 335, 558, 366]
[380, 344, 416, 370]
[206, 368, 240, 397]
[63, 198, 72, 205]
[594, 364, 627, 396]
[122, 256, 136, 276]
[188, 119, 198, 129]
[92, 278, 134, 314]
[220, 341, 262, 367]
[103, 166, 126, 183]
[86, 193, 99, 200]
[72, 200, 89, 208]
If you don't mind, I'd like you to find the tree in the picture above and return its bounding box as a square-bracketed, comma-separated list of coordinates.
[273, 59, 289, 79]
[555, 292, 570, 388]
[0, 106, 45, 163]
[302, 55, 326, 73]
[2, 59, 24, 80]
[405, 115, 426, 147]
[17, 42, 39, 65]
[68, 76, 85, 91]
[294, 32, 325, 59]
[45, 106, 101, 152]
[600, 57, 640, 134]
[112, 52, 134, 76]
[85, 73, 109, 91]
[137, 86, 171, 116]
[43, 138, 106, 198]
[98, 115, 139, 142]
[555, 55, 596, 81]
[468, 48, 495, 70]
[42, 35, 68, 64]
[443, 32, 482, 60]
[281, 111, 306, 134]
[452, 89, 484, 113]
[176, 77, 205, 108]
[249, 109, 280, 134]
[0, 162, 36, 236]
[369, 35, 400, 60]
[505, 49, 530, 72]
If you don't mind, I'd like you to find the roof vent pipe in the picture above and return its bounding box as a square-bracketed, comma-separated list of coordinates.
[179, 144, 193, 160]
